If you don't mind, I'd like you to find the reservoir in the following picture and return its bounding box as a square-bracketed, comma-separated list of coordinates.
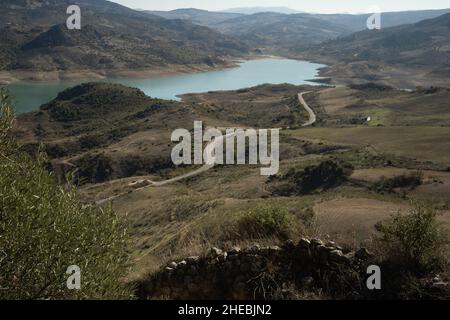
[6, 58, 326, 113]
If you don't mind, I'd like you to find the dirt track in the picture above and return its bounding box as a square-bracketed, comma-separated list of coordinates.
[96, 91, 316, 204]
[299, 91, 316, 126]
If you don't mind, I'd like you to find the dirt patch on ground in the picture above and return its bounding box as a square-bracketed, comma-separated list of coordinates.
[312, 197, 450, 247]
[351, 168, 450, 204]
[351, 168, 417, 182]
[312, 198, 408, 245]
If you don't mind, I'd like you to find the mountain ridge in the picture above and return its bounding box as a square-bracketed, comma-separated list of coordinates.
[0, 0, 250, 79]
[221, 6, 302, 15]
[298, 12, 450, 87]
[146, 8, 450, 54]
[145, 8, 243, 26]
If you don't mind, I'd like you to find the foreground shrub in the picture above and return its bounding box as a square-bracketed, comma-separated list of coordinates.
[376, 202, 448, 273]
[237, 205, 296, 240]
[0, 89, 131, 300]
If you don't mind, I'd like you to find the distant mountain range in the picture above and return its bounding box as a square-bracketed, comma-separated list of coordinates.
[147, 8, 450, 52]
[0, 0, 249, 74]
[212, 12, 350, 51]
[145, 8, 243, 26]
[221, 7, 302, 15]
[308, 9, 450, 32]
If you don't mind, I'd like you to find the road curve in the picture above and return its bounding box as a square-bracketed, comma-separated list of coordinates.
[298, 91, 316, 126]
[95, 131, 237, 205]
[148, 131, 237, 187]
[95, 92, 316, 204]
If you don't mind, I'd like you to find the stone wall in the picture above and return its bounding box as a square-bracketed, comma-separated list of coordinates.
[136, 238, 374, 300]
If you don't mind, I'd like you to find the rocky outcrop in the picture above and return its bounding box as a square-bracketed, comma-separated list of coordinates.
[136, 238, 374, 300]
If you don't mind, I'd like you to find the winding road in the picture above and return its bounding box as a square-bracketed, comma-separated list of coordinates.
[299, 91, 316, 127]
[95, 91, 316, 204]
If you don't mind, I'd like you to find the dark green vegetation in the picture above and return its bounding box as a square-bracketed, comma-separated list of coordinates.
[373, 203, 449, 299]
[371, 172, 423, 194]
[0, 89, 131, 299]
[269, 160, 353, 196]
[377, 202, 448, 273]
[0, 0, 249, 73]
[236, 205, 297, 240]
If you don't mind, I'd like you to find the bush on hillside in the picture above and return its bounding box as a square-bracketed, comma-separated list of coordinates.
[237, 205, 297, 240]
[0, 88, 131, 300]
[376, 202, 448, 273]
[270, 160, 353, 196]
[349, 83, 393, 92]
[371, 172, 423, 194]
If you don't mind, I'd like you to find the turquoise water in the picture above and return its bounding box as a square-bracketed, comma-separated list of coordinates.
[6, 58, 326, 114]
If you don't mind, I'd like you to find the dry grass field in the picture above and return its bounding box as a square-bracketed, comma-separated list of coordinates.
[15, 82, 450, 282]
[312, 197, 450, 246]
[292, 126, 450, 166]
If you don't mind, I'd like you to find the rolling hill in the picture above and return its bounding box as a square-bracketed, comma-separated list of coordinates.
[309, 9, 450, 33]
[0, 0, 249, 76]
[215, 10, 450, 51]
[146, 8, 450, 53]
[212, 12, 351, 51]
[300, 13, 450, 87]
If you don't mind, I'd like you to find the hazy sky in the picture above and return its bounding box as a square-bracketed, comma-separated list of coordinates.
[110, 0, 450, 13]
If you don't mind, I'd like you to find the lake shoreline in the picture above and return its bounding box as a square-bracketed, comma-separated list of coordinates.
[0, 55, 285, 85]
[8, 58, 327, 114]
[0, 62, 242, 85]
